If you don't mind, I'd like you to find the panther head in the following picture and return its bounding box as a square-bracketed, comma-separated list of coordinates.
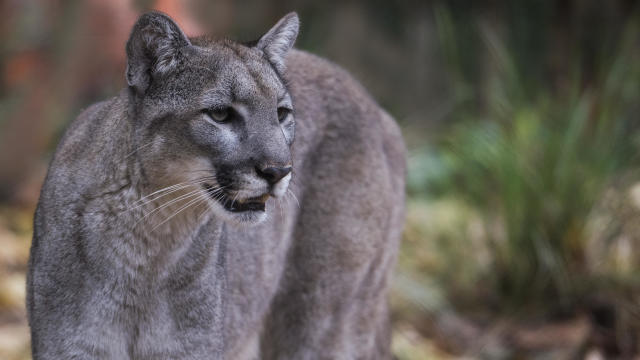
[126, 11, 298, 225]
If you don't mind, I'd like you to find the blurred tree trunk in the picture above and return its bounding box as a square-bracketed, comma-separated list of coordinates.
[0, 0, 201, 205]
[0, 0, 85, 204]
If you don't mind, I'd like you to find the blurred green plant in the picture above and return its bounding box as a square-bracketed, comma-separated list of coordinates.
[405, 6, 640, 313]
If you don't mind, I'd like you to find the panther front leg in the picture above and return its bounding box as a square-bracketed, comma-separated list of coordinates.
[260, 244, 396, 360]
[260, 132, 404, 359]
[30, 316, 130, 360]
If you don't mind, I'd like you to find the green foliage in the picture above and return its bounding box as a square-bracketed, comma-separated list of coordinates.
[406, 8, 640, 311]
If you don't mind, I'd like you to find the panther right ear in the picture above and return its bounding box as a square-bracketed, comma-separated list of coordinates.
[125, 12, 191, 94]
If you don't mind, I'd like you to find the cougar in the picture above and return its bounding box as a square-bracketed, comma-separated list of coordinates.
[27, 11, 405, 360]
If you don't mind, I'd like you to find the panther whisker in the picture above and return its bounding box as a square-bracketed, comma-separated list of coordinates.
[130, 177, 218, 209]
[151, 195, 209, 232]
[134, 188, 205, 227]
[130, 183, 193, 210]
[204, 186, 227, 202]
[132, 178, 208, 205]
[194, 205, 210, 225]
[195, 199, 211, 222]
[141, 176, 217, 198]
[203, 184, 227, 194]
[230, 193, 240, 210]
[287, 188, 300, 209]
[183, 169, 217, 173]
[140, 187, 203, 215]
[124, 140, 156, 158]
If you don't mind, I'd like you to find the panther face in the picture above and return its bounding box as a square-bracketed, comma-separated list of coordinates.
[126, 12, 298, 225]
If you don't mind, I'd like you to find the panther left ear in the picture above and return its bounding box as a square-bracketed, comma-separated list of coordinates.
[256, 12, 299, 73]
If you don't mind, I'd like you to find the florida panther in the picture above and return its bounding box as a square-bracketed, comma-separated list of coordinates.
[27, 11, 406, 359]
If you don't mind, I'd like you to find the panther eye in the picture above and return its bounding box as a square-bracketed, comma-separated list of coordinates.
[204, 107, 231, 124]
[277, 107, 291, 123]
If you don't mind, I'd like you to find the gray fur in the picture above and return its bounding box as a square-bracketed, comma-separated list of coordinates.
[27, 11, 405, 360]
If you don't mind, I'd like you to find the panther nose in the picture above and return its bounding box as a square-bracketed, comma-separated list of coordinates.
[256, 165, 292, 185]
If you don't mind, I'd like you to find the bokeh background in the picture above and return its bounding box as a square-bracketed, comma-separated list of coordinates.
[1, 0, 639, 359]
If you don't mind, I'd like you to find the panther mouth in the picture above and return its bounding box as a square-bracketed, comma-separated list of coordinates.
[203, 184, 269, 212]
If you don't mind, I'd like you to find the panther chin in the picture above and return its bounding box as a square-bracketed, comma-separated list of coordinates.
[202, 184, 269, 225]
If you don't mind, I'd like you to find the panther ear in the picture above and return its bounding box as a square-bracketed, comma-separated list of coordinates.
[126, 12, 191, 94]
[256, 12, 299, 73]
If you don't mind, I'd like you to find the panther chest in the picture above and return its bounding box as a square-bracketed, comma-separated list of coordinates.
[79, 278, 223, 359]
